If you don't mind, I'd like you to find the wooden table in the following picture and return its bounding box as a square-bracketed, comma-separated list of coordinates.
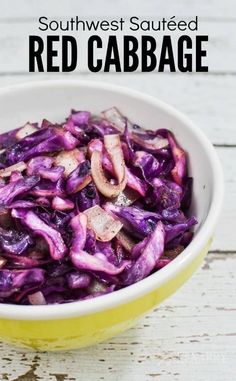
[0, 1, 235, 380]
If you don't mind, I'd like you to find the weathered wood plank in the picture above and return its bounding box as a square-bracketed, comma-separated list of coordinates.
[0, 0, 235, 19]
[0, 252, 235, 381]
[213, 147, 235, 251]
[0, 19, 235, 74]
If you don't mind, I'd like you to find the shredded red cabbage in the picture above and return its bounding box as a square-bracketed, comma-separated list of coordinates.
[0, 108, 197, 305]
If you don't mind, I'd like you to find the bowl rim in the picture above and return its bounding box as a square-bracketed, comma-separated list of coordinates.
[0, 79, 224, 320]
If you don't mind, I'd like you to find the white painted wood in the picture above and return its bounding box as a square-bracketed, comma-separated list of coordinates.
[212, 147, 235, 251]
[0, 252, 235, 381]
[0, 73, 235, 145]
[0, 0, 235, 18]
[0, 19, 235, 74]
[0, 1, 235, 379]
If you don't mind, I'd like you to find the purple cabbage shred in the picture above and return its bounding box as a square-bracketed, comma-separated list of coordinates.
[0, 108, 197, 305]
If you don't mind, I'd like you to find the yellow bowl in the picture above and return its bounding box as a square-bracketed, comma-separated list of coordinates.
[0, 81, 224, 351]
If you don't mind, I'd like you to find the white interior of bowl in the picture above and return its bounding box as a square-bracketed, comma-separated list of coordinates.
[0, 81, 224, 320]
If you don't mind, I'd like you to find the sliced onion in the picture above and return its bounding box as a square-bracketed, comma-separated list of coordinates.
[15, 123, 38, 140]
[104, 134, 126, 185]
[0, 162, 26, 178]
[102, 153, 147, 197]
[54, 149, 85, 177]
[111, 187, 140, 206]
[28, 291, 46, 305]
[131, 132, 169, 151]
[0, 256, 7, 268]
[88, 138, 146, 196]
[101, 107, 127, 132]
[91, 150, 126, 198]
[116, 230, 136, 253]
[84, 205, 123, 242]
[102, 161, 147, 197]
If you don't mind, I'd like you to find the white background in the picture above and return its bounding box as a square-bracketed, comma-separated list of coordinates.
[0, 1, 235, 380]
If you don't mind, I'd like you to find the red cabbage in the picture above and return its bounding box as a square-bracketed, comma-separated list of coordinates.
[38, 166, 64, 182]
[66, 160, 91, 194]
[67, 272, 91, 289]
[0, 108, 197, 305]
[133, 151, 160, 184]
[0, 268, 44, 297]
[77, 183, 100, 211]
[12, 209, 67, 260]
[0, 227, 33, 255]
[7, 127, 78, 164]
[30, 178, 65, 197]
[71, 250, 130, 276]
[27, 156, 54, 176]
[121, 221, 165, 285]
[0, 176, 40, 206]
[70, 111, 91, 126]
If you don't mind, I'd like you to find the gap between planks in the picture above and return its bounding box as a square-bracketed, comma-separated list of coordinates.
[209, 250, 236, 254]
